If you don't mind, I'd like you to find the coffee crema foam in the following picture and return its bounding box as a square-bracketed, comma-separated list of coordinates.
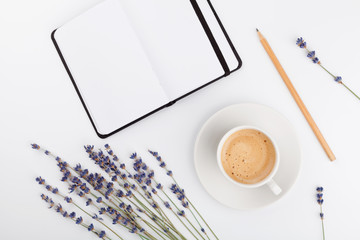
[221, 129, 276, 184]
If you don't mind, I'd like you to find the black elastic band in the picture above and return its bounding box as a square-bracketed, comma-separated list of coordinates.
[206, 0, 241, 71]
[190, 0, 230, 75]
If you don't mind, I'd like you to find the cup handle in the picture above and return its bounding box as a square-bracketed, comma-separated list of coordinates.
[266, 179, 282, 195]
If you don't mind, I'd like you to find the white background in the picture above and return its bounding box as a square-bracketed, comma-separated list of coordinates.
[1, 0, 360, 239]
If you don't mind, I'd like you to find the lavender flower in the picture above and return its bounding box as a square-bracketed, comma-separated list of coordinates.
[307, 50, 315, 58]
[76, 216, 83, 224]
[177, 210, 185, 217]
[335, 76, 342, 82]
[88, 224, 94, 231]
[36, 176, 45, 185]
[297, 37, 360, 101]
[40, 194, 55, 208]
[86, 199, 92, 206]
[31, 144, 40, 149]
[316, 186, 325, 240]
[92, 214, 103, 221]
[164, 202, 171, 209]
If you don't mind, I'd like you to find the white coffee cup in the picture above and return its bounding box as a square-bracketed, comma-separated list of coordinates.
[217, 126, 282, 195]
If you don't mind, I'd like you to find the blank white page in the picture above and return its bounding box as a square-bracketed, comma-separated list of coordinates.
[54, 0, 169, 135]
[118, 0, 226, 100]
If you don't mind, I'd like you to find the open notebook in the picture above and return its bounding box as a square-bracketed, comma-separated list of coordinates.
[52, 0, 242, 138]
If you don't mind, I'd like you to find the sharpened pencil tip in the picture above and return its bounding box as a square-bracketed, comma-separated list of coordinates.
[256, 28, 259, 32]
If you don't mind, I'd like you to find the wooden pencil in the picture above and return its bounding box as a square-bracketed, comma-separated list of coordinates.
[256, 29, 336, 161]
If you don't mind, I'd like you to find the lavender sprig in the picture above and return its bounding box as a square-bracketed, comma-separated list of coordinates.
[297, 37, 360, 101]
[316, 187, 325, 240]
[36, 176, 127, 240]
[40, 194, 111, 240]
[149, 150, 216, 240]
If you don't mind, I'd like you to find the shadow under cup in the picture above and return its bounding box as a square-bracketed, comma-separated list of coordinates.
[217, 126, 282, 195]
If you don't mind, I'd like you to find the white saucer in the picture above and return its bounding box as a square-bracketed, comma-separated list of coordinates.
[194, 103, 301, 210]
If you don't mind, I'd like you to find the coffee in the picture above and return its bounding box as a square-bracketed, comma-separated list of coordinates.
[221, 129, 276, 184]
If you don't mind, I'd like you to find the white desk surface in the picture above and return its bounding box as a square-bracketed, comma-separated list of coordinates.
[1, 0, 360, 239]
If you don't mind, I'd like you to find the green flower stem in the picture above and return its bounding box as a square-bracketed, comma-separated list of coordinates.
[139, 231, 156, 240]
[188, 208, 210, 240]
[64, 191, 141, 236]
[157, 208, 184, 239]
[319, 64, 336, 78]
[153, 180, 204, 240]
[141, 210, 180, 240]
[141, 219, 170, 240]
[117, 177, 167, 223]
[72, 201, 125, 240]
[184, 217, 205, 240]
[341, 82, 360, 100]
[145, 232, 159, 240]
[69, 191, 154, 240]
[170, 176, 219, 240]
[139, 235, 151, 240]
[123, 173, 168, 223]
[143, 210, 181, 240]
[143, 223, 167, 240]
[320, 205, 325, 240]
[168, 206, 200, 240]
[116, 189, 161, 224]
[78, 179, 148, 235]
[319, 65, 360, 101]
[94, 183, 172, 240]
[55, 191, 124, 240]
[129, 189, 167, 224]
[141, 218, 173, 240]
[92, 191, 134, 221]
[90, 197, 155, 240]
[134, 194, 168, 226]
[111, 194, 178, 240]
[91, 204, 136, 233]
[185, 198, 216, 239]
[117, 176, 184, 240]
[304, 48, 360, 102]
[77, 221, 112, 240]
[147, 192, 186, 240]
[147, 188, 179, 228]
[111, 195, 174, 240]
[304, 48, 335, 78]
[159, 208, 187, 240]
[142, 181, 196, 240]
